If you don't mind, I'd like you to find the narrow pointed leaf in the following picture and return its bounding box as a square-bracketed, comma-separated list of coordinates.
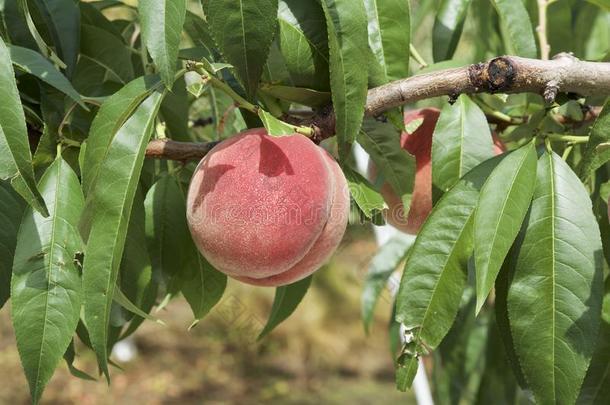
[276, 0, 330, 90]
[9, 46, 85, 108]
[258, 276, 313, 340]
[579, 100, 610, 180]
[321, 0, 369, 159]
[0, 36, 47, 216]
[139, 0, 187, 87]
[144, 175, 194, 294]
[577, 278, 610, 404]
[182, 253, 227, 326]
[396, 156, 503, 350]
[80, 24, 134, 84]
[113, 287, 164, 324]
[81, 74, 163, 196]
[364, 0, 410, 82]
[362, 233, 415, 333]
[344, 167, 386, 219]
[507, 152, 604, 404]
[0, 180, 25, 309]
[81, 92, 164, 379]
[432, 0, 472, 62]
[432, 95, 495, 195]
[11, 156, 84, 404]
[206, 0, 279, 98]
[31, 0, 80, 77]
[474, 142, 537, 312]
[491, 0, 537, 58]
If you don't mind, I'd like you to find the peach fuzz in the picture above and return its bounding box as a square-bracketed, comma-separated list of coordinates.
[186, 128, 349, 287]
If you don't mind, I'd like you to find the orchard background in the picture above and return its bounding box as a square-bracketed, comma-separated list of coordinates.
[0, 0, 609, 404]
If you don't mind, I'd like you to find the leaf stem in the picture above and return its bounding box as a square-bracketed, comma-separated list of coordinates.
[536, 0, 550, 60]
[410, 44, 428, 68]
[545, 133, 589, 143]
[188, 62, 314, 137]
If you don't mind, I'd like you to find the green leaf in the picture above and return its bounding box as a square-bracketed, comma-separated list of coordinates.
[587, 0, 610, 10]
[432, 95, 496, 195]
[144, 175, 196, 294]
[63, 340, 96, 381]
[31, 0, 81, 77]
[359, 118, 415, 210]
[362, 233, 415, 333]
[577, 279, 610, 404]
[0, 36, 47, 216]
[474, 313, 518, 405]
[432, 0, 472, 62]
[473, 142, 537, 313]
[276, 0, 330, 91]
[206, 0, 279, 98]
[18, 0, 66, 69]
[579, 100, 610, 180]
[507, 151, 604, 405]
[80, 23, 135, 84]
[81, 92, 164, 380]
[183, 10, 215, 56]
[434, 291, 489, 404]
[258, 276, 313, 340]
[259, 84, 330, 108]
[364, 0, 410, 82]
[344, 167, 386, 219]
[11, 156, 84, 404]
[182, 253, 227, 327]
[321, 0, 369, 160]
[139, 0, 187, 87]
[0, 180, 25, 308]
[258, 110, 295, 136]
[9, 46, 85, 108]
[159, 75, 190, 141]
[395, 156, 503, 351]
[113, 287, 164, 324]
[81, 74, 163, 196]
[491, 0, 537, 58]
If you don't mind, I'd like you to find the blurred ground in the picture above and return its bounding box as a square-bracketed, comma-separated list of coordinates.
[0, 226, 416, 404]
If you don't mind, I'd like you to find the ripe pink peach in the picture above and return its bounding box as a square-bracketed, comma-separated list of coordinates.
[186, 128, 349, 287]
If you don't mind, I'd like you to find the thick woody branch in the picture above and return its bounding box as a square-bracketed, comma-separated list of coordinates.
[145, 139, 219, 162]
[146, 54, 610, 161]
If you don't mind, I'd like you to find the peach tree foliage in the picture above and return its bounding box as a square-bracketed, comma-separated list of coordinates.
[0, 0, 607, 404]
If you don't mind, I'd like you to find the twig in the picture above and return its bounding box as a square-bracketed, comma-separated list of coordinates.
[146, 54, 610, 161]
[536, 0, 550, 60]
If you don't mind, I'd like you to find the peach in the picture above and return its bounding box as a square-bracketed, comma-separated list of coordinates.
[368, 108, 505, 234]
[186, 128, 349, 287]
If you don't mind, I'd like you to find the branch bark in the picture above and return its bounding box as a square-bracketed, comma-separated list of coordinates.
[146, 54, 610, 161]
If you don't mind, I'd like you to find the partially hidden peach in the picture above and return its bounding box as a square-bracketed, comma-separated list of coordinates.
[368, 108, 505, 234]
[186, 128, 350, 287]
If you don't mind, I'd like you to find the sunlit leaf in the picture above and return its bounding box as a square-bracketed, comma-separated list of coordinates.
[507, 151, 604, 404]
[474, 142, 536, 313]
[139, 0, 187, 87]
[321, 0, 369, 159]
[432, 0, 472, 62]
[491, 0, 537, 58]
[206, 0, 279, 98]
[364, 0, 410, 82]
[81, 92, 164, 379]
[432, 95, 495, 196]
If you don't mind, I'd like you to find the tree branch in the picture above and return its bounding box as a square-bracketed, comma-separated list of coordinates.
[146, 54, 610, 161]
